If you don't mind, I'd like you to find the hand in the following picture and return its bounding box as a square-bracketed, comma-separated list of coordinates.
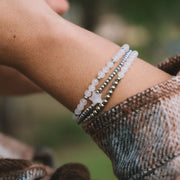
[45, 0, 69, 15]
[0, 0, 63, 67]
[0, 0, 69, 95]
[0, 66, 42, 95]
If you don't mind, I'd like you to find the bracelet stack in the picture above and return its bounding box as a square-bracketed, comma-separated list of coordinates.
[72, 44, 138, 124]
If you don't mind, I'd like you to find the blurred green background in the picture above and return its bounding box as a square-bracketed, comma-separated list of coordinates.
[0, 0, 179, 180]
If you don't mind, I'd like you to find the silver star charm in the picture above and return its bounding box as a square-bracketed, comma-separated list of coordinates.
[89, 92, 103, 106]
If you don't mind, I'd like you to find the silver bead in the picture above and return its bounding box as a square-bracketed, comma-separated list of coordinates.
[90, 113, 94, 118]
[102, 99, 108, 105]
[93, 110, 98, 115]
[105, 79, 109, 84]
[113, 81, 118, 86]
[112, 72, 116, 76]
[99, 87, 103, 92]
[96, 106, 101, 111]
[97, 77, 101, 80]
[103, 82, 107, 86]
[84, 108, 89, 113]
[96, 90, 99, 94]
[108, 90, 113, 95]
[101, 84, 105, 89]
[84, 96, 88, 100]
[114, 69, 118, 73]
[108, 77, 112, 81]
[99, 103, 104, 108]
[79, 114, 85, 119]
[112, 59, 116, 63]
[79, 116, 84, 121]
[116, 77, 121, 81]
[111, 85, 116, 90]
[84, 117, 89, 122]
[105, 94, 110, 100]
[110, 74, 114, 78]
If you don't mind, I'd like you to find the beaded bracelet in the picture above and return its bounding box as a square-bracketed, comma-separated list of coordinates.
[72, 44, 130, 122]
[77, 50, 132, 123]
[80, 50, 138, 123]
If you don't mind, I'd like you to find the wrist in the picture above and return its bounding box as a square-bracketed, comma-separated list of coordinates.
[0, 11, 64, 68]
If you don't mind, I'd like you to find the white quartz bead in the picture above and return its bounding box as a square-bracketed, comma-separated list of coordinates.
[107, 61, 114, 68]
[121, 66, 127, 73]
[118, 72, 125, 78]
[122, 64, 128, 71]
[98, 71, 105, 78]
[113, 53, 123, 62]
[103, 66, 109, 73]
[131, 50, 139, 57]
[85, 90, 91, 97]
[128, 57, 133, 62]
[75, 108, 81, 115]
[88, 84, 95, 92]
[72, 114, 78, 122]
[126, 62, 131, 67]
[117, 51, 124, 58]
[130, 56, 135, 63]
[80, 99, 87, 105]
[122, 44, 130, 52]
[113, 56, 119, 62]
[77, 104, 84, 111]
[89, 92, 103, 106]
[92, 79, 99, 86]
[114, 53, 125, 62]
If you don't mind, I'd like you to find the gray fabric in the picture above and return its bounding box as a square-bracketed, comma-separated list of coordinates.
[83, 54, 180, 180]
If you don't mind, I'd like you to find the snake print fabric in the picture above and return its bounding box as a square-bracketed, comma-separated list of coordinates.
[83, 54, 180, 180]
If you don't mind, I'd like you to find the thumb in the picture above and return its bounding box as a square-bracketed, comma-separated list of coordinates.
[45, 0, 69, 15]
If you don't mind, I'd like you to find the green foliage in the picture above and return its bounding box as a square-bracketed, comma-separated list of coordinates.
[27, 113, 117, 179]
[32, 114, 90, 148]
[56, 141, 117, 180]
[70, 0, 180, 26]
[113, 0, 180, 25]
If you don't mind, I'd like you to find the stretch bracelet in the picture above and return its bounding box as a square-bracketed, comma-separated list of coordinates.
[80, 50, 138, 123]
[72, 44, 130, 122]
[78, 50, 132, 123]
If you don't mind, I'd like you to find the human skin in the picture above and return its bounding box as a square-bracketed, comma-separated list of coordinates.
[0, 0, 171, 112]
[0, 66, 42, 95]
[0, 0, 179, 179]
[0, 0, 69, 96]
[45, 0, 69, 15]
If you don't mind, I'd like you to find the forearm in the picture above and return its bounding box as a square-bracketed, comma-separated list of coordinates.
[0, 2, 179, 179]
[0, 66, 42, 95]
[13, 17, 171, 112]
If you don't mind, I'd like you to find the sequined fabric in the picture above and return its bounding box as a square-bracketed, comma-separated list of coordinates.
[83, 54, 180, 180]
